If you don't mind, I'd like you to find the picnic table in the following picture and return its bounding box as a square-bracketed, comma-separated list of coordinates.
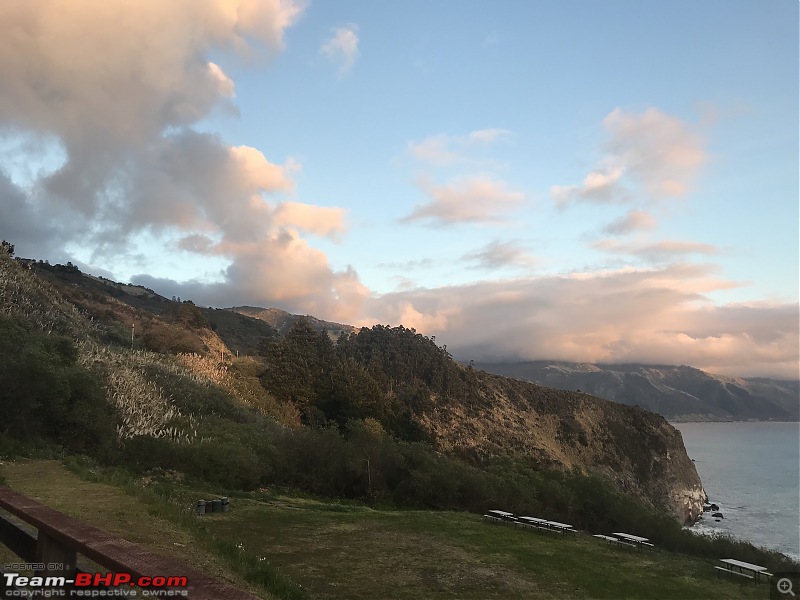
[612, 532, 655, 549]
[516, 516, 547, 528]
[594, 534, 636, 548]
[544, 521, 576, 534]
[716, 558, 772, 583]
[483, 510, 516, 524]
[486, 510, 514, 519]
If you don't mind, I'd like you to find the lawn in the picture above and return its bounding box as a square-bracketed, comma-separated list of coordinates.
[0, 459, 768, 600]
[200, 493, 765, 600]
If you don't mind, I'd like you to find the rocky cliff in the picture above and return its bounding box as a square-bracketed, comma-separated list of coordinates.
[416, 369, 707, 524]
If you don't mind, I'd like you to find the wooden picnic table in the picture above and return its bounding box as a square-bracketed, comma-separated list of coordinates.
[594, 534, 636, 548]
[544, 521, 576, 534]
[611, 532, 654, 548]
[517, 516, 547, 525]
[483, 510, 517, 525]
[717, 558, 771, 583]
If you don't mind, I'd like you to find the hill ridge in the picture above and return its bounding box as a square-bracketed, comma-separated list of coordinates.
[475, 360, 799, 422]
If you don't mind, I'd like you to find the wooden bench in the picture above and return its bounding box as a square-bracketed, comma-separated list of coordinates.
[715, 566, 754, 580]
[0, 486, 260, 599]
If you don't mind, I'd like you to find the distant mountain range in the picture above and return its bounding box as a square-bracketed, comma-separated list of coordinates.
[474, 361, 799, 422]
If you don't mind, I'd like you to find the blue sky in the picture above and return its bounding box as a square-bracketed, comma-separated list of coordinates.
[216, 0, 797, 300]
[0, 1, 797, 376]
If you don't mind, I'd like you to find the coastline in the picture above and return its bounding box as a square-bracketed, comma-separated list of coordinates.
[674, 422, 800, 561]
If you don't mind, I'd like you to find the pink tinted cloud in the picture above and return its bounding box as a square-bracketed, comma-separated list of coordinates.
[463, 240, 539, 270]
[602, 209, 657, 235]
[400, 176, 525, 225]
[553, 107, 707, 207]
[272, 202, 347, 240]
[591, 239, 719, 263]
[407, 129, 511, 166]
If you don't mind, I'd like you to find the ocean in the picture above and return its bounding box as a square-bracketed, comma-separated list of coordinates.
[673, 422, 800, 561]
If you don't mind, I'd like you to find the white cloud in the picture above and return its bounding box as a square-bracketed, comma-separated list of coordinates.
[135, 231, 369, 323]
[468, 128, 512, 144]
[553, 107, 707, 207]
[408, 129, 511, 166]
[592, 239, 719, 263]
[463, 240, 538, 271]
[602, 210, 657, 235]
[321, 24, 359, 76]
[407, 134, 461, 166]
[272, 201, 347, 240]
[400, 176, 525, 226]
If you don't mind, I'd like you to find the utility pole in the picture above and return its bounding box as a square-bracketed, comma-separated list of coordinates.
[131, 323, 135, 347]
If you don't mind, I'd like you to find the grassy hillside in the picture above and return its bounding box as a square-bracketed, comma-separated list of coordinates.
[0, 459, 771, 600]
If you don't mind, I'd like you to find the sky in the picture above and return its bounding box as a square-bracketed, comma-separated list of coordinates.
[0, 0, 797, 378]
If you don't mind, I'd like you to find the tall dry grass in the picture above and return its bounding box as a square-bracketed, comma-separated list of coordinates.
[79, 343, 199, 443]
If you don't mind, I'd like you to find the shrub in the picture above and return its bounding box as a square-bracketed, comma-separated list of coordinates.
[0, 315, 117, 454]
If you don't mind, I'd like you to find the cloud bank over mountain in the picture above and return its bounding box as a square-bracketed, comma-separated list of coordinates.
[365, 265, 798, 378]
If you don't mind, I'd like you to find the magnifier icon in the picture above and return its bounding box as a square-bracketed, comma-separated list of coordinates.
[778, 578, 796, 597]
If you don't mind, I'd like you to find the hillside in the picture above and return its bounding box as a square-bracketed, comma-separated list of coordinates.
[0, 250, 706, 525]
[231, 305, 356, 339]
[474, 361, 799, 422]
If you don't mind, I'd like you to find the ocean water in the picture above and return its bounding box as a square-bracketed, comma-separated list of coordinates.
[673, 422, 800, 561]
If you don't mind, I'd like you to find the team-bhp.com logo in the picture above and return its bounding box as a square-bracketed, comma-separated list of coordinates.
[2, 572, 188, 597]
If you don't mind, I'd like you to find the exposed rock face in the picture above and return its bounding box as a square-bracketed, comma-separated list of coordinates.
[417, 370, 707, 524]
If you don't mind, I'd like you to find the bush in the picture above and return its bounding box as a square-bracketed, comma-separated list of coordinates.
[0, 315, 117, 455]
[142, 364, 250, 422]
[122, 432, 262, 490]
[140, 319, 205, 354]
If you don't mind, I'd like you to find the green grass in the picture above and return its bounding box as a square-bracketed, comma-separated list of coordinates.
[0, 459, 770, 600]
[0, 459, 278, 598]
[199, 496, 767, 600]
